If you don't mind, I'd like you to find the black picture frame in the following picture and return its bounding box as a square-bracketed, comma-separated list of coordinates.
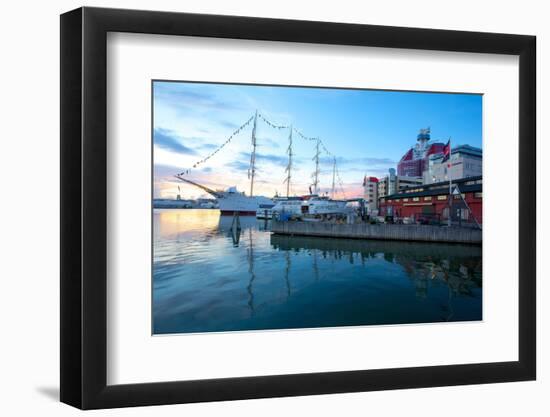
[60, 6, 536, 410]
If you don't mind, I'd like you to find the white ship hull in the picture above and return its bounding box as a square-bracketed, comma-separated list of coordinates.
[218, 192, 274, 215]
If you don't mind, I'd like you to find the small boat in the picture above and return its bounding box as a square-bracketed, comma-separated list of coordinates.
[300, 196, 349, 215]
[268, 197, 304, 217]
[262, 195, 314, 219]
[256, 204, 276, 219]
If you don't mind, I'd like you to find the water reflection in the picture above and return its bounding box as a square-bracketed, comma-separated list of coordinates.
[270, 235, 482, 322]
[153, 210, 482, 334]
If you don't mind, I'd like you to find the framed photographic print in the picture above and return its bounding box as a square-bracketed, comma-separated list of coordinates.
[60, 6, 536, 409]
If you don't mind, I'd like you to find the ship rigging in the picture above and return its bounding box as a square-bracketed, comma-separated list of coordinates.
[174, 110, 350, 215]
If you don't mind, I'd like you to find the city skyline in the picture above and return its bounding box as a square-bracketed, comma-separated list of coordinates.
[153, 81, 482, 200]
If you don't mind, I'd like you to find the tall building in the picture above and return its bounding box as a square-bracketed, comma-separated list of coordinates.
[378, 168, 423, 198]
[362, 176, 379, 213]
[397, 128, 445, 177]
[424, 144, 482, 184]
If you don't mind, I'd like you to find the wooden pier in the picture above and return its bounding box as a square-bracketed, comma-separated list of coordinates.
[271, 220, 482, 244]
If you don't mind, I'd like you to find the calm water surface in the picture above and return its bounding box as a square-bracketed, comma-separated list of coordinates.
[153, 209, 482, 334]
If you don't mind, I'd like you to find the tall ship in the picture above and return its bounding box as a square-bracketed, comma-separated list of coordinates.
[175, 176, 274, 215]
[176, 111, 276, 216]
[174, 110, 350, 217]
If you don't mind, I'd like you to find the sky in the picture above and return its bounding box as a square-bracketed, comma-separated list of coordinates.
[153, 81, 482, 200]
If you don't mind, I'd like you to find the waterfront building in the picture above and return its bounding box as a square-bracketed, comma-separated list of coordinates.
[423, 144, 483, 184]
[378, 175, 482, 225]
[153, 198, 195, 209]
[362, 175, 379, 213]
[397, 128, 446, 177]
[378, 168, 423, 198]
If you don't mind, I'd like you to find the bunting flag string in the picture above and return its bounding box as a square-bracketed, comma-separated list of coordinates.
[176, 111, 348, 198]
[260, 115, 345, 195]
[292, 127, 318, 142]
[258, 113, 290, 130]
[319, 141, 332, 156]
[292, 128, 332, 158]
[177, 115, 254, 176]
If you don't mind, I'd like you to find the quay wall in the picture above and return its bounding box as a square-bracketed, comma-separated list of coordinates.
[271, 221, 482, 244]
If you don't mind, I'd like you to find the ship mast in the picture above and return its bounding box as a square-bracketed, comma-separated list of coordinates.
[331, 157, 336, 199]
[312, 139, 321, 194]
[284, 125, 293, 197]
[248, 110, 258, 197]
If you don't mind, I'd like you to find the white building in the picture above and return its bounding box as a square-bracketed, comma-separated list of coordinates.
[423, 145, 482, 184]
[363, 176, 379, 213]
[378, 168, 423, 198]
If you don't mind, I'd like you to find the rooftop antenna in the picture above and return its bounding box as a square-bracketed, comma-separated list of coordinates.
[248, 110, 258, 197]
[284, 125, 293, 198]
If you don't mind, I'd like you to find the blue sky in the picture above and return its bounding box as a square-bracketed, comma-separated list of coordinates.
[153, 81, 482, 199]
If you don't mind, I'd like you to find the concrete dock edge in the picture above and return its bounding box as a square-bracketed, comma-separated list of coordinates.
[271, 220, 482, 245]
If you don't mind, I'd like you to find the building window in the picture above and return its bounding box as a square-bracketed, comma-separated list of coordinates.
[474, 192, 483, 198]
[437, 195, 447, 201]
[424, 196, 432, 201]
[403, 198, 409, 202]
[412, 197, 420, 202]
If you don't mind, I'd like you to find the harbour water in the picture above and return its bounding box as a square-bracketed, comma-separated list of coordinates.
[153, 209, 482, 334]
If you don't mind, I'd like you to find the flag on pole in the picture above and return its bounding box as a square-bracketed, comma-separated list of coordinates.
[445, 138, 452, 227]
[442, 139, 451, 164]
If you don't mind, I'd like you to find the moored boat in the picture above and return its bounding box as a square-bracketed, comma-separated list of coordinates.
[300, 196, 349, 215]
[267, 196, 305, 218]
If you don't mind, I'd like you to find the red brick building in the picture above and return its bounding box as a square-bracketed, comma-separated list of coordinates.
[378, 175, 482, 226]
